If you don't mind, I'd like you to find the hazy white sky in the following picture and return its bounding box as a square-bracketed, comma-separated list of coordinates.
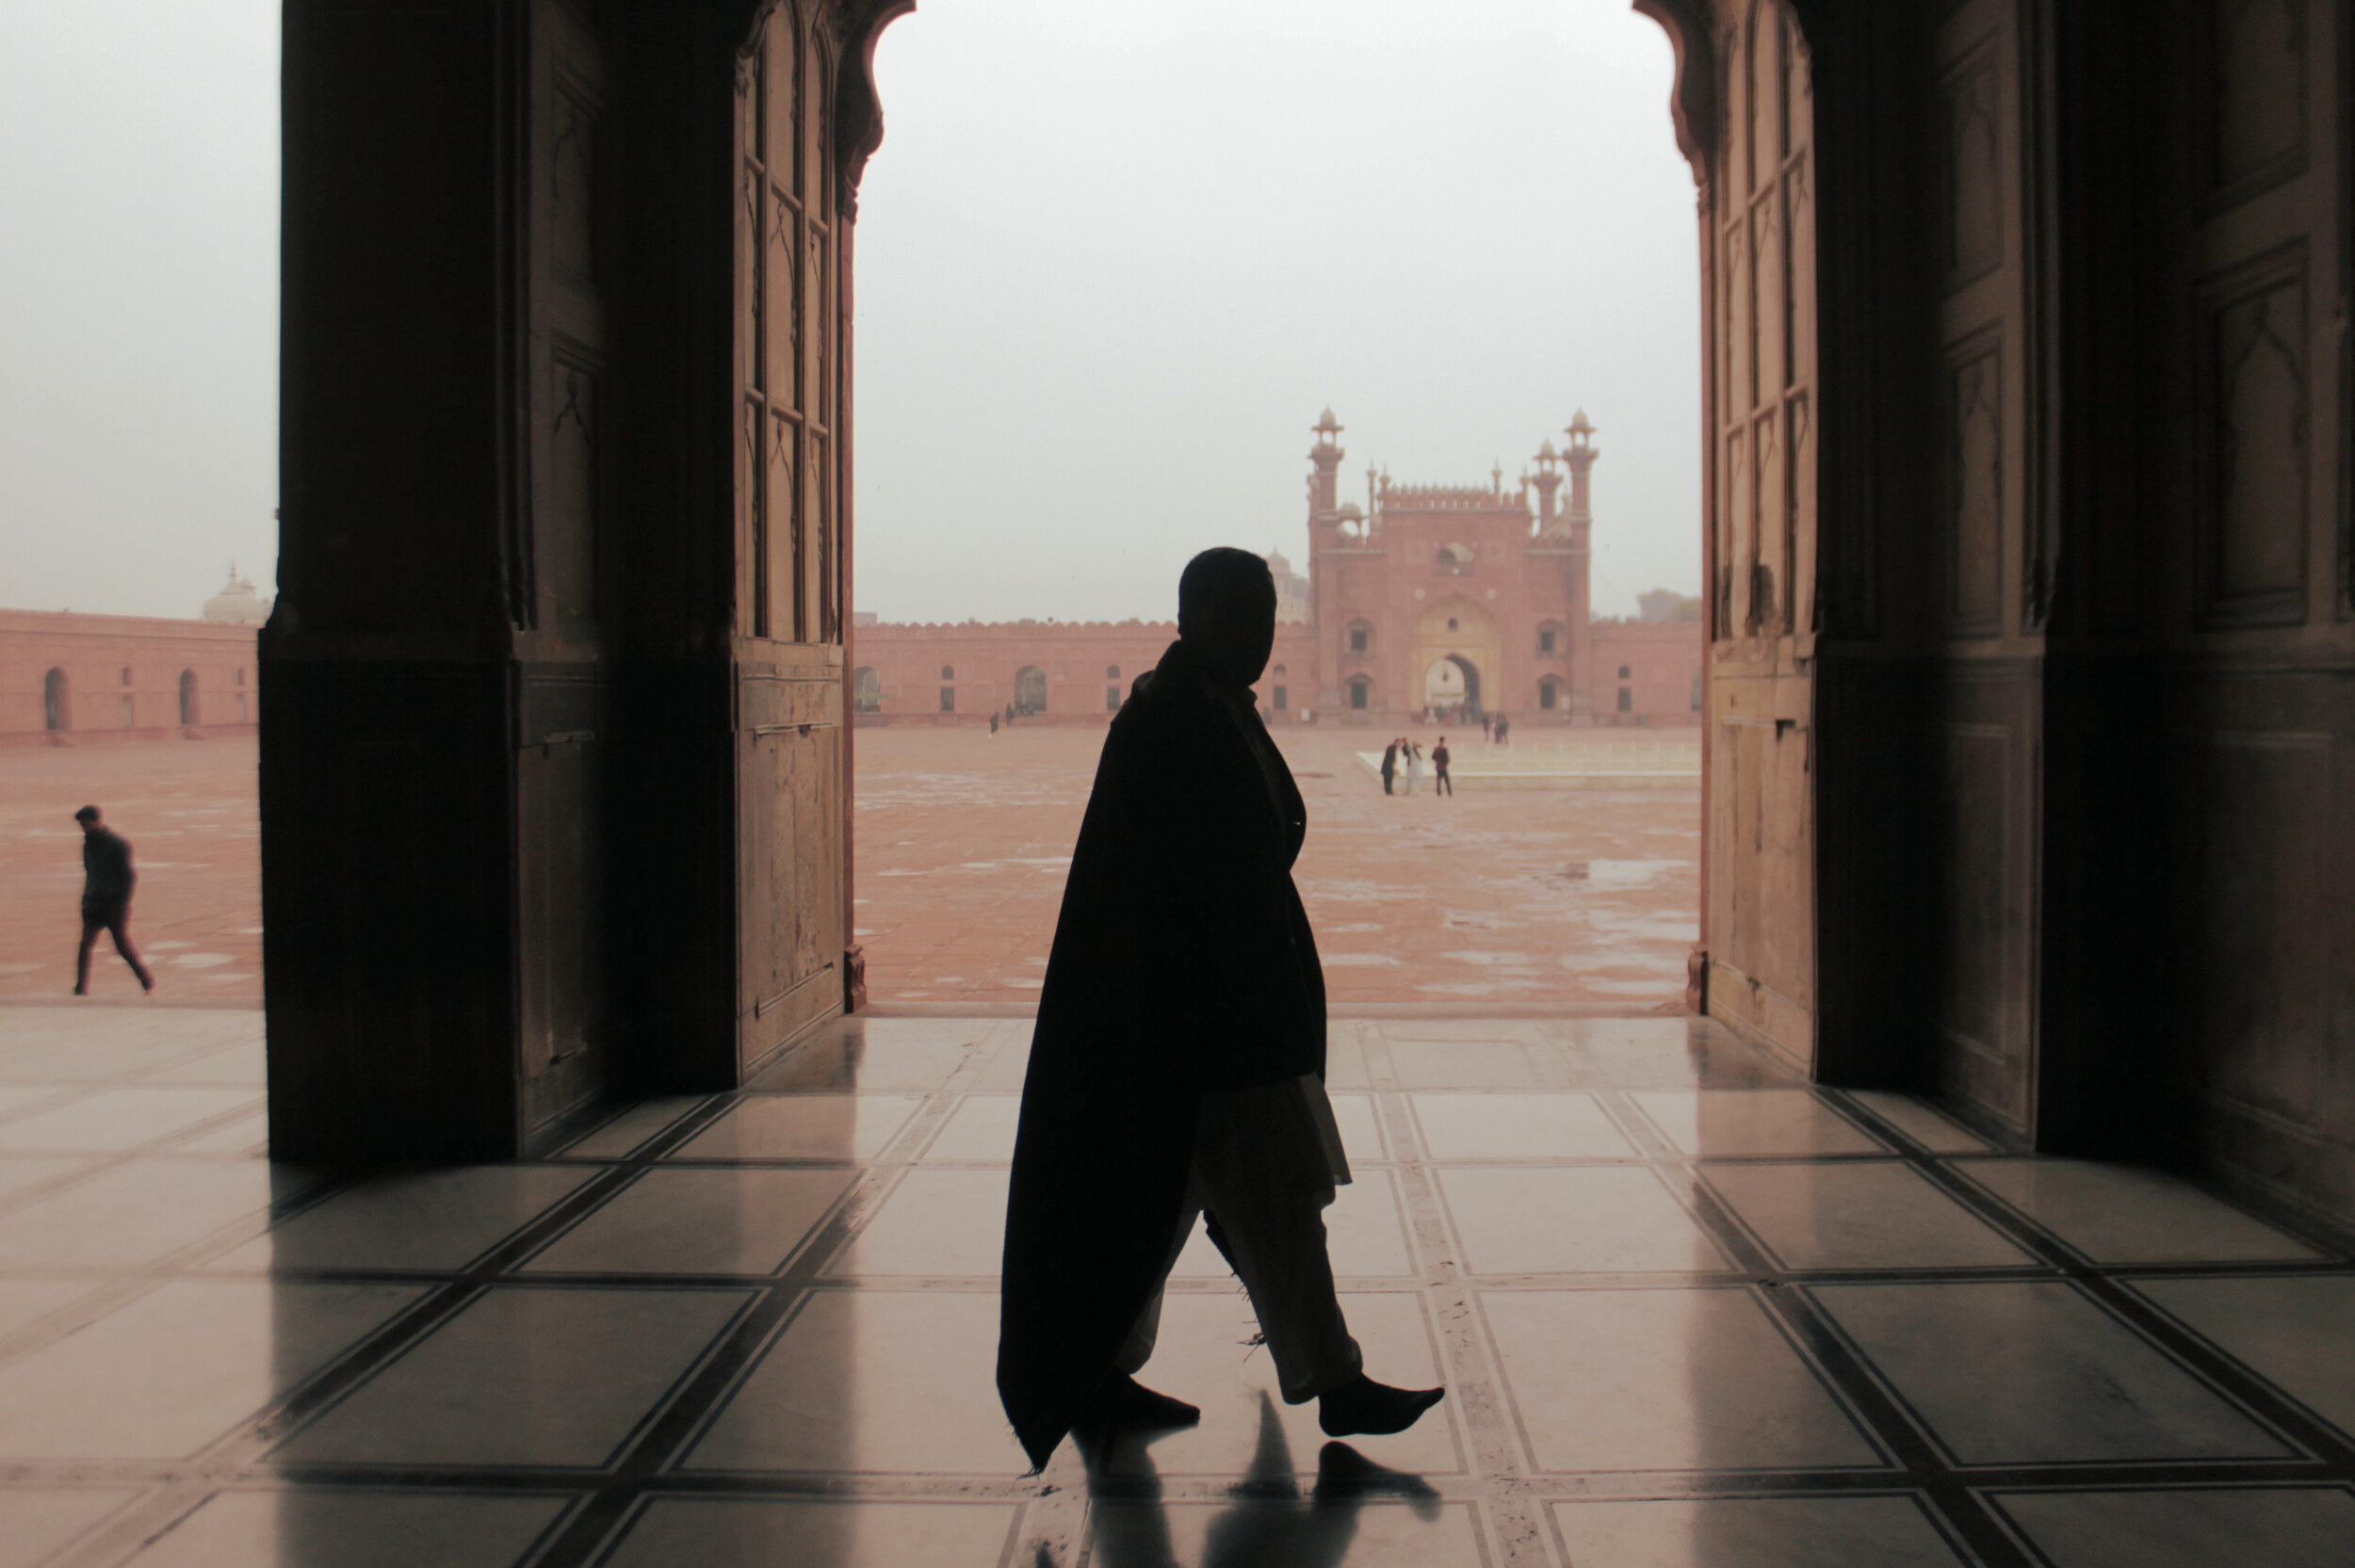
[0, 0, 1696, 624]
[854, 0, 1700, 623]
[0, 0, 279, 619]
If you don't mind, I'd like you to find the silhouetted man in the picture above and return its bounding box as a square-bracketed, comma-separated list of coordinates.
[999, 548, 1442, 1469]
[73, 806, 153, 995]
[1432, 737, 1453, 796]
[1379, 738, 1398, 795]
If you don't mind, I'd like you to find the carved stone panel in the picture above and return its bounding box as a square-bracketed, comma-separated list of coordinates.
[544, 357, 599, 626]
[550, 85, 599, 284]
[1944, 338, 2005, 635]
[2210, 0, 2308, 205]
[1940, 49, 2003, 289]
[2178, 729, 2330, 1128]
[2198, 243, 2309, 625]
[1756, 409, 1786, 631]
[1932, 720, 2024, 1128]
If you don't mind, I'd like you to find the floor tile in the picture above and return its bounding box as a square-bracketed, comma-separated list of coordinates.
[971, 1040, 1033, 1093]
[746, 1038, 971, 1093]
[1481, 1286, 1881, 1472]
[1438, 1167, 1730, 1274]
[1551, 1495, 1969, 1567]
[559, 1096, 706, 1158]
[125, 1488, 572, 1568]
[279, 1285, 750, 1468]
[172, 1107, 269, 1156]
[0, 1277, 102, 1340]
[1090, 1499, 1485, 1568]
[1844, 1091, 1990, 1153]
[0, 1158, 287, 1270]
[1549, 1019, 1795, 1090]
[1701, 1161, 2033, 1270]
[826, 1168, 1007, 1276]
[1324, 1030, 1372, 1089]
[602, 1498, 1016, 1568]
[1172, 1171, 1413, 1279]
[674, 1095, 923, 1162]
[0, 1280, 421, 1460]
[141, 1042, 267, 1089]
[207, 1166, 593, 1272]
[1991, 1486, 2355, 1568]
[1103, 1290, 1459, 1479]
[683, 1288, 1029, 1474]
[0, 1086, 67, 1120]
[1386, 1042, 1555, 1090]
[2131, 1275, 2355, 1437]
[1410, 1092, 1633, 1159]
[523, 1168, 853, 1275]
[920, 1095, 1020, 1161]
[0, 1088, 259, 1151]
[0, 1488, 143, 1568]
[0, 1153, 97, 1204]
[1959, 1159, 2321, 1263]
[1631, 1091, 1884, 1156]
[1328, 1091, 1387, 1161]
[1812, 1280, 2293, 1464]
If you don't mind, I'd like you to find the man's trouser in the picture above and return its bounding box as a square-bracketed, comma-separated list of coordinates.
[1115, 1077, 1363, 1403]
[77, 905, 152, 991]
[1436, 768, 1453, 795]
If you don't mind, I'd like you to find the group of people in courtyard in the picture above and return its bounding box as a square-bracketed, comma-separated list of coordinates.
[1377, 736, 1453, 796]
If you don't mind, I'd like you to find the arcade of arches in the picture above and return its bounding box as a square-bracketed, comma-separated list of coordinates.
[262, 0, 2355, 1247]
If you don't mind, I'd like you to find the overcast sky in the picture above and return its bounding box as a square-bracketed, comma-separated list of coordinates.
[855, 0, 1699, 623]
[0, 0, 1696, 624]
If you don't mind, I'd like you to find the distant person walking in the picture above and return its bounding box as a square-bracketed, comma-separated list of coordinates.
[73, 806, 153, 996]
[1494, 716, 1509, 746]
[1379, 739, 1398, 796]
[1433, 737, 1453, 796]
[990, 712, 1001, 739]
[1405, 741, 1423, 795]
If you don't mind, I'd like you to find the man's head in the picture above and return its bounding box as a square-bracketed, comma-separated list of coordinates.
[1177, 548, 1277, 689]
[74, 805, 100, 835]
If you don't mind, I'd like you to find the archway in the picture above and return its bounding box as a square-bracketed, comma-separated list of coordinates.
[179, 670, 200, 726]
[1014, 665, 1047, 715]
[42, 669, 67, 732]
[852, 667, 881, 714]
[1423, 653, 1480, 717]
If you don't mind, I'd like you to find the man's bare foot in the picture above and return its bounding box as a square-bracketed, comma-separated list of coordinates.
[1078, 1372, 1200, 1436]
[1318, 1374, 1444, 1437]
[72, 985, 86, 996]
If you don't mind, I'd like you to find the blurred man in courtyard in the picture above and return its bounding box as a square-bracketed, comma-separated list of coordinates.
[74, 805, 154, 995]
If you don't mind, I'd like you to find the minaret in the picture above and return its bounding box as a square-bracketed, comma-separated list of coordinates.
[1530, 438, 1565, 534]
[1564, 410, 1600, 725]
[1307, 409, 1349, 716]
[1563, 409, 1600, 541]
[1307, 407, 1345, 523]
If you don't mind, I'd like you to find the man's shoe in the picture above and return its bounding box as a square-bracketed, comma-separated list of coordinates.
[1079, 1373, 1200, 1436]
[72, 986, 86, 996]
[1318, 1374, 1444, 1438]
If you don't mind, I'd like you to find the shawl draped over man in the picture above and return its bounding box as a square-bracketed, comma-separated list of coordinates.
[997, 638, 1327, 1470]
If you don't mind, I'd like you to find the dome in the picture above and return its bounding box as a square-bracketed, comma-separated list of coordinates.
[1567, 409, 1594, 435]
[1264, 547, 1292, 574]
[202, 565, 271, 625]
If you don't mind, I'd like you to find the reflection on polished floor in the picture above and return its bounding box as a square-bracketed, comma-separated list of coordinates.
[0, 1008, 2350, 1566]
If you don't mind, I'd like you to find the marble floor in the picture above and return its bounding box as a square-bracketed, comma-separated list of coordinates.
[0, 1009, 2348, 1566]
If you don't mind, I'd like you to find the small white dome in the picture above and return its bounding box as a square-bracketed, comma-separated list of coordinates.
[202, 565, 270, 624]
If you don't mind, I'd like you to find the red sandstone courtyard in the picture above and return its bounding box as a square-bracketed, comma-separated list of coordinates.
[0, 730, 1697, 1012]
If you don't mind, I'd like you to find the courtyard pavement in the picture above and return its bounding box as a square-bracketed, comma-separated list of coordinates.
[0, 1007, 2348, 1566]
[1, 727, 1697, 1013]
[854, 723, 1697, 1012]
